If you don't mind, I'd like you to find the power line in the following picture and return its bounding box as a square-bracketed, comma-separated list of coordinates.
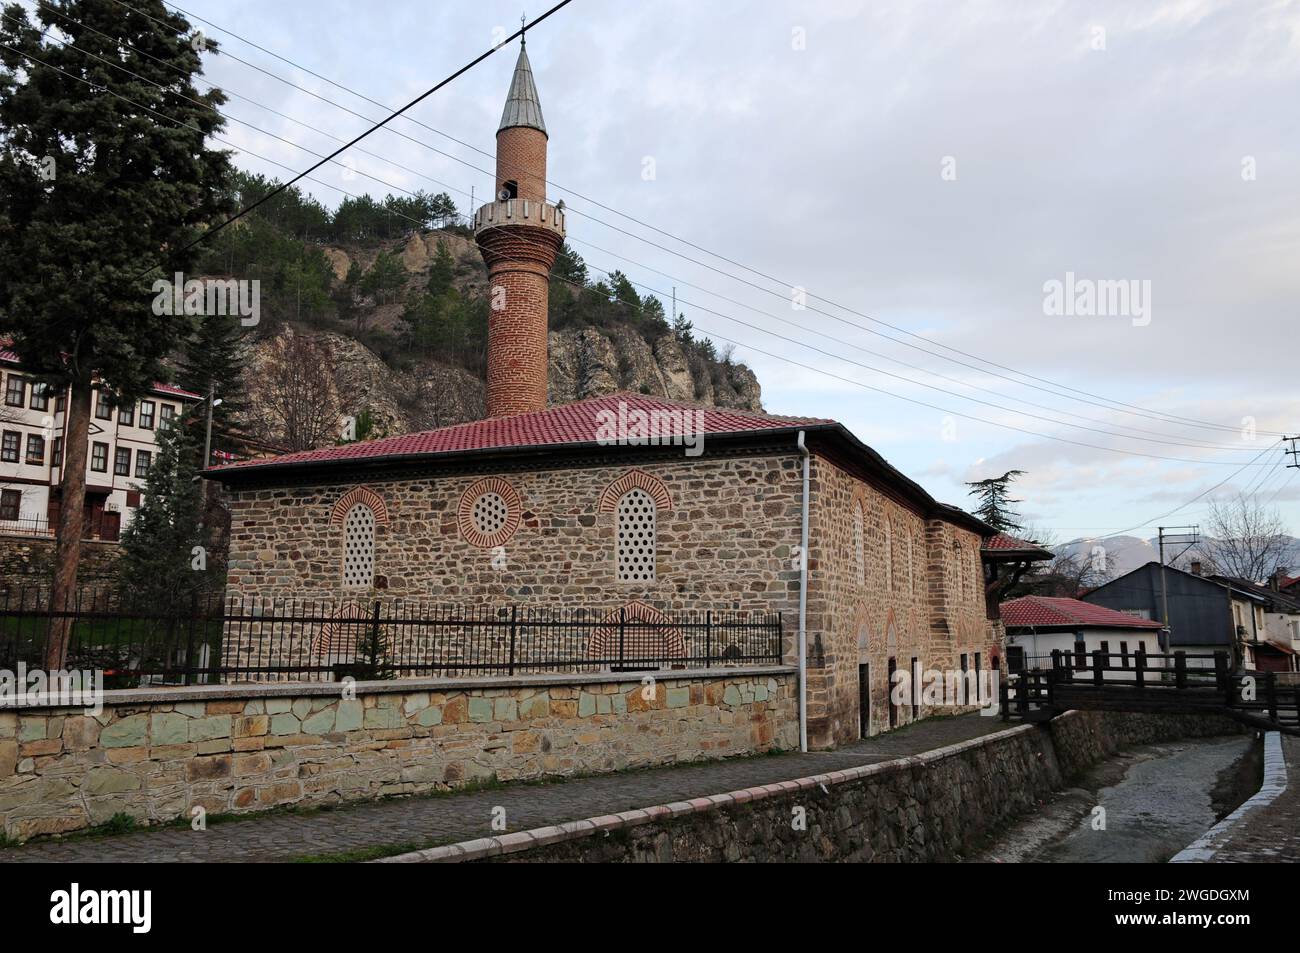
[115, 0, 1293, 441]
[4, 17, 1284, 471]
[14, 10, 1274, 460]
[121, 0, 574, 274]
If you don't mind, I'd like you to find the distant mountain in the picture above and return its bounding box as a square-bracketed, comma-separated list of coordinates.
[1054, 535, 1300, 581]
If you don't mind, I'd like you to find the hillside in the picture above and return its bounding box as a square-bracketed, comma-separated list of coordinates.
[195, 176, 763, 450]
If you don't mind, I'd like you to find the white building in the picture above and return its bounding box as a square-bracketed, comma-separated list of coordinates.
[0, 346, 200, 541]
[1001, 595, 1167, 679]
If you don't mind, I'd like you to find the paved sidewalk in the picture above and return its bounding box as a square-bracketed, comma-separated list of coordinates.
[1, 714, 1007, 863]
[1182, 734, 1300, 863]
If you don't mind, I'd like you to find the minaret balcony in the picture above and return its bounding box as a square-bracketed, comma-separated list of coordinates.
[473, 199, 566, 239]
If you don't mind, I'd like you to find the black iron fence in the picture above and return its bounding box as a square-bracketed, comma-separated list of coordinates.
[0, 588, 784, 687]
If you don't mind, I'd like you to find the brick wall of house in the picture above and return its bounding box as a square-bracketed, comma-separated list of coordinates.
[804, 457, 998, 748]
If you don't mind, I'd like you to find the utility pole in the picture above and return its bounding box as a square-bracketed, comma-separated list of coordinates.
[1286, 435, 1299, 470]
[1157, 524, 1200, 649]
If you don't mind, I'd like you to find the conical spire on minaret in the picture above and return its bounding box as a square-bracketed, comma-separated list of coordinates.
[498, 40, 547, 136]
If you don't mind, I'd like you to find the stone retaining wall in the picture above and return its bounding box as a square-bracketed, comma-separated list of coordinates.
[386, 710, 1245, 863]
[0, 533, 120, 591]
[0, 667, 797, 841]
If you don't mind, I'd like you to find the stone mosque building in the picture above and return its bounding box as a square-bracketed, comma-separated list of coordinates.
[208, 41, 1031, 750]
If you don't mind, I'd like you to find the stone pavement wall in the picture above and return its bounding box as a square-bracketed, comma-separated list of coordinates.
[385, 709, 1245, 863]
[0, 667, 796, 842]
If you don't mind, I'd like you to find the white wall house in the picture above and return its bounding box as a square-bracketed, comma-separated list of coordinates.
[0, 347, 200, 541]
[1001, 595, 1167, 680]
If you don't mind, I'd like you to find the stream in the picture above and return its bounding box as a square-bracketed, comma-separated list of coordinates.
[972, 735, 1261, 863]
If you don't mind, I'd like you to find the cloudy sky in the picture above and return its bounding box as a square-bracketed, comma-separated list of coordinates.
[175, 0, 1300, 543]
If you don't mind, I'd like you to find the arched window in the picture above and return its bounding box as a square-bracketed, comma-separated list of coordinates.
[500, 179, 519, 199]
[908, 529, 916, 595]
[616, 488, 656, 582]
[885, 519, 894, 590]
[852, 504, 865, 585]
[342, 504, 375, 589]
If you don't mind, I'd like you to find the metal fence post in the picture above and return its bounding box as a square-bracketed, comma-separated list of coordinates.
[183, 591, 199, 687]
[618, 607, 626, 669]
[370, 600, 382, 676]
[508, 605, 517, 677]
[1266, 671, 1279, 724]
[705, 610, 712, 667]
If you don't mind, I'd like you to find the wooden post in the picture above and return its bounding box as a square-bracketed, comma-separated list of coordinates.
[1214, 651, 1229, 696]
[1135, 646, 1146, 690]
[1016, 670, 1028, 713]
[1093, 649, 1105, 687]
[1266, 671, 1279, 724]
[1175, 650, 1187, 690]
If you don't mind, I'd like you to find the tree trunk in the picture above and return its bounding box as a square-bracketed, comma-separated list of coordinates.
[44, 379, 92, 670]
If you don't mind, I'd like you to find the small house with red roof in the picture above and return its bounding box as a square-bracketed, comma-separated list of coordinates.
[1000, 595, 1165, 678]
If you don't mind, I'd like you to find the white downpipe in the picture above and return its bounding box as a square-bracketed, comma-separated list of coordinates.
[797, 431, 811, 753]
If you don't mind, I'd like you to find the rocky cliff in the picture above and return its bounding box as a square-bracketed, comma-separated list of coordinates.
[240, 229, 762, 448]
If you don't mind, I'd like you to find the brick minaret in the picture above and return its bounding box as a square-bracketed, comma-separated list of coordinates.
[475, 37, 566, 418]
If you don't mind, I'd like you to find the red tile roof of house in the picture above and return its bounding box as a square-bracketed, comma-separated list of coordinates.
[211, 393, 832, 473]
[0, 346, 200, 401]
[982, 533, 1054, 558]
[1001, 595, 1165, 630]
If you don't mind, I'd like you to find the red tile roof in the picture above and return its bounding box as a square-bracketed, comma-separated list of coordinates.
[0, 346, 200, 400]
[211, 393, 831, 473]
[1001, 595, 1165, 630]
[982, 533, 1054, 557]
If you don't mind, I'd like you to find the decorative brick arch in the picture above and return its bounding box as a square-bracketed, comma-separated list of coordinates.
[313, 602, 372, 660]
[330, 486, 390, 527]
[598, 469, 673, 514]
[586, 601, 685, 664]
[457, 477, 523, 549]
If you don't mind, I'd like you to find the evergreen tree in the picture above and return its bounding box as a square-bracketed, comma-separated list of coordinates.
[0, 1, 233, 664]
[360, 251, 407, 305]
[425, 240, 455, 298]
[552, 243, 588, 287]
[179, 313, 248, 433]
[965, 470, 1026, 534]
[118, 410, 220, 613]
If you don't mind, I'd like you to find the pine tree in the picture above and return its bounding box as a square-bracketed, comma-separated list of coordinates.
[965, 470, 1026, 534]
[425, 240, 455, 298]
[0, 1, 233, 665]
[118, 410, 219, 613]
[179, 313, 248, 433]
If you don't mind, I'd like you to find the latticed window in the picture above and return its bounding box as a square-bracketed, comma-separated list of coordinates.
[342, 504, 375, 589]
[616, 488, 656, 582]
[471, 492, 509, 537]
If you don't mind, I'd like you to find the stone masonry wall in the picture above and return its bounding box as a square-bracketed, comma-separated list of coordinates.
[805, 457, 996, 748]
[458, 710, 1244, 863]
[0, 668, 796, 842]
[0, 534, 121, 591]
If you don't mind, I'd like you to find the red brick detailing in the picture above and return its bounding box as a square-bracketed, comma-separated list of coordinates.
[313, 602, 372, 659]
[496, 126, 548, 203]
[481, 266, 555, 418]
[586, 601, 685, 662]
[330, 486, 390, 526]
[597, 469, 673, 514]
[457, 477, 523, 549]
